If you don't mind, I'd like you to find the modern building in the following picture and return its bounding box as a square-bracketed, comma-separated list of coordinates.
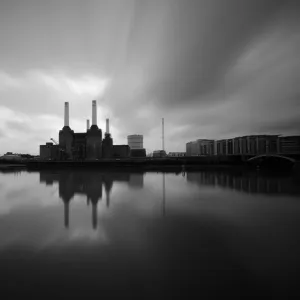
[128, 135, 143, 149]
[186, 139, 215, 156]
[216, 135, 280, 155]
[127, 135, 146, 157]
[279, 136, 300, 154]
[216, 140, 227, 155]
[186, 141, 199, 156]
[187, 134, 287, 157]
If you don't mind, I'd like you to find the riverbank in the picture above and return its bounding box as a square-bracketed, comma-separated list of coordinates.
[0, 164, 27, 170]
[25, 156, 247, 169]
[1, 155, 298, 173]
[24, 156, 298, 172]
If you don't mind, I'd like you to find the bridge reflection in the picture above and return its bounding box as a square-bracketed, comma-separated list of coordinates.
[39, 170, 145, 229]
[186, 171, 300, 196]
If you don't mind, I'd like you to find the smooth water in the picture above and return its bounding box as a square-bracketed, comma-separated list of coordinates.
[1, 168, 300, 298]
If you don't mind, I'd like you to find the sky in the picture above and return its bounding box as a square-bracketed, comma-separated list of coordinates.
[0, 0, 299, 155]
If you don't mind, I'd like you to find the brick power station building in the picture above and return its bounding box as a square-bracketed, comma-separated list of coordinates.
[40, 101, 130, 160]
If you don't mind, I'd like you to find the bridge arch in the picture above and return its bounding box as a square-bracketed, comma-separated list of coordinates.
[248, 154, 296, 164]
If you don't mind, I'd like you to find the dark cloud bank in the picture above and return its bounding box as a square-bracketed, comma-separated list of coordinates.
[0, 0, 299, 152]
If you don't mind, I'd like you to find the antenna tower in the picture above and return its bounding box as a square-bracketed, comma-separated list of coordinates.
[162, 118, 165, 151]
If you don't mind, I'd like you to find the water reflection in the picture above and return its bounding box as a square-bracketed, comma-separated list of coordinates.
[162, 173, 166, 217]
[39, 170, 145, 229]
[1, 168, 300, 297]
[186, 170, 300, 196]
[0, 169, 23, 175]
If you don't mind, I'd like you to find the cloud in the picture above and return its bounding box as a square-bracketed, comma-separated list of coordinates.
[98, 0, 300, 150]
[0, 69, 113, 153]
[120, 0, 296, 107]
[0, 0, 299, 153]
[0, 70, 109, 113]
[0, 72, 23, 90]
[35, 71, 109, 97]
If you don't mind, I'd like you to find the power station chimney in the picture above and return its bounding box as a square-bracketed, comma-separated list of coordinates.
[106, 118, 110, 134]
[87, 119, 90, 130]
[92, 100, 97, 125]
[64, 102, 69, 127]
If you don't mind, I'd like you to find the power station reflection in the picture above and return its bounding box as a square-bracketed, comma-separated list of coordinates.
[186, 171, 300, 196]
[39, 170, 145, 229]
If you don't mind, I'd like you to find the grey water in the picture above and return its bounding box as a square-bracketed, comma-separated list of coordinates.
[0, 168, 300, 298]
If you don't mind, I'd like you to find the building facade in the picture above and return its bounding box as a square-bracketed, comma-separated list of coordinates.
[186, 139, 215, 156]
[168, 152, 186, 157]
[216, 135, 280, 155]
[113, 145, 130, 158]
[40, 143, 60, 160]
[40, 101, 130, 160]
[279, 136, 300, 154]
[186, 134, 292, 157]
[153, 150, 167, 158]
[130, 149, 146, 157]
[128, 135, 143, 149]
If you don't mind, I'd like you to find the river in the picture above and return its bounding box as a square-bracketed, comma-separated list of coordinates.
[0, 168, 299, 298]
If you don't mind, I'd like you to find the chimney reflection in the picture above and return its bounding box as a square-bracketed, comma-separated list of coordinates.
[91, 200, 98, 230]
[186, 171, 300, 196]
[64, 201, 69, 228]
[103, 176, 113, 208]
[59, 173, 75, 229]
[39, 170, 144, 229]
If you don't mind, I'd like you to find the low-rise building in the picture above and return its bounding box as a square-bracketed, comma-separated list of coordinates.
[130, 148, 146, 158]
[113, 145, 130, 158]
[40, 143, 60, 160]
[153, 150, 167, 158]
[168, 152, 186, 157]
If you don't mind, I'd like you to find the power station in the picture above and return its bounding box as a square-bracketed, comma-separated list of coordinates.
[40, 100, 131, 160]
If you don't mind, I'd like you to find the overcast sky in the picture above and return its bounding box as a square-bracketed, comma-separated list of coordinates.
[0, 0, 299, 154]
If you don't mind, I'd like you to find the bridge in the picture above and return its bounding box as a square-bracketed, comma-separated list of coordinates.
[247, 154, 298, 169]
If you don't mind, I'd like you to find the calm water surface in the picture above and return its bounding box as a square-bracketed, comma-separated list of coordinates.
[0, 168, 300, 298]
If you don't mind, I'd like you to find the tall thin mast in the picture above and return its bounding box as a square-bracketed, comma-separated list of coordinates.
[162, 118, 164, 151]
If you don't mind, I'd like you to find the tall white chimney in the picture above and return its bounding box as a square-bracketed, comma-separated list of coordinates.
[92, 100, 97, 125]
[64, 102, 69, 127]
[106, 118, 109, 134]
[87, 119, 90, 130]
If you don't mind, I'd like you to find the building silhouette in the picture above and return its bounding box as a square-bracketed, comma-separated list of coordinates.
[40, 101, 130, 160]
[186, 139, 215, 156]
[186, 135, 300, 156]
